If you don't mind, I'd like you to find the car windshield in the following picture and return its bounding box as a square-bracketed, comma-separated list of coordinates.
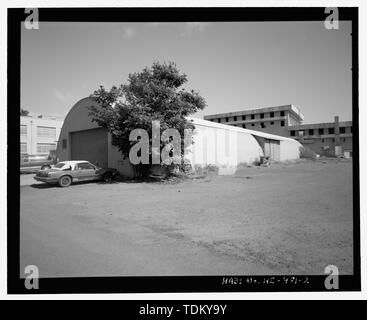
[54, 162, 66, 168]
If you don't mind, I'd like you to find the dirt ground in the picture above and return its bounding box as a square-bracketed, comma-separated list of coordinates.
[20, 159, 354, 277]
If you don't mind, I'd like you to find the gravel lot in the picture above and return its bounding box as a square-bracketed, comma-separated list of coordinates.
[20, 159, 354, 277]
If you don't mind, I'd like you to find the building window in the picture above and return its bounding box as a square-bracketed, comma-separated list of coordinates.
[281, 121, 285, 127]
[20, 125, 27, 137]
[37, 143, 56, 153]
[233, 116, 237, 121]
[242, 124, 246, 128]
[242, 115, 246, 121]
[290, 131, 295, 136]
[37, 126, 56, 139]
[261, 123, 266, 128]
[328, 128, 335, 134]
[318, 128, 324, 135]
[260, 113, 264, 119]
[251, 114, 255, 120]
[62, 139, 67, 151]
[218, 118, 221, 123]
[21, 143, 27, 154]
[270, 121, 274, 125]
[225, 117, 229, 122]
[340, 127, 345, 134]
[280, 111, 285, 117]
[251, 123, 255, 126]
[270, 112, 274, 118]
[309, 129, 314, 135]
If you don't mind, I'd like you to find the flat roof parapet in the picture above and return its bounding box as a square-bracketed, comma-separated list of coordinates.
[203, 104, 304, 121]
[21, 115, 64, 121]
[289, 120, 352, 130]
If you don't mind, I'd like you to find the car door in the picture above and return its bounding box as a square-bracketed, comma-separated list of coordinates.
[75, 162, 99, 181]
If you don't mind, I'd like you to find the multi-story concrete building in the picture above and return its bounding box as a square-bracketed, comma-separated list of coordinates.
[204, 105, 353, 157]
[289, 116, 353, 157]
[20, 115, 64, 155]
[203, 104, 304, 137]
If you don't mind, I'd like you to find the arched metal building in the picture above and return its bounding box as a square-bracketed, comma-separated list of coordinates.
[57, 97, 303, 177]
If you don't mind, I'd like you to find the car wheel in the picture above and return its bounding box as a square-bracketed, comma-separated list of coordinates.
[58, 175, 72, 187]
[103, 172, 113, 183]
[41, 165, 51, 170]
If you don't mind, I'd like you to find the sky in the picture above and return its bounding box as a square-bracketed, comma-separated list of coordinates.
[21, 21, 352, 124]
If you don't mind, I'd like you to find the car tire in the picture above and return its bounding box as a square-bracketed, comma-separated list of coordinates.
[103, 172, 113, 183]
[58, 175, 72, 187]
[41, 165, 51, 170]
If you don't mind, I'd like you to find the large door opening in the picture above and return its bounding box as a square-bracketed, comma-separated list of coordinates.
[70, 128, 108, 168]
[264, 139, 280, 161]
[252, 135, 281, 161]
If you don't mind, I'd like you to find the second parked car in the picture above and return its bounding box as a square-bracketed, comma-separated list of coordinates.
[20, 153, 57, 173]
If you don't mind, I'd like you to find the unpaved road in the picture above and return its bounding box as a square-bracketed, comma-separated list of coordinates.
[20, 173, 42, 186]
[20, 160, 354, 277]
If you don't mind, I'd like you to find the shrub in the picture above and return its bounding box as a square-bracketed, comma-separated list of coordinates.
[192, 164, 219, 176]
[299, 146, 317, 159]
[205, 164, 219, 173]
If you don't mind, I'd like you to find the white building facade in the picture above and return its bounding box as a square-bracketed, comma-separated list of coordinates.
[20, 116, 64, 155]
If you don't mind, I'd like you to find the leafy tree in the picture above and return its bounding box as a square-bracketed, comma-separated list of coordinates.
[89, 62, 206, 175]
[20, 108, 29, 116]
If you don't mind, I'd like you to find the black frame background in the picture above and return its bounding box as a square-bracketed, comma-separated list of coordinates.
[7, 7, 360, 294]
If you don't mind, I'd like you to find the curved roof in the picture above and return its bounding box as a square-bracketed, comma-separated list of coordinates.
[61, 97, 300, 144]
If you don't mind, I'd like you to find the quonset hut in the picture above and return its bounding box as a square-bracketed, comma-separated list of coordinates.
[56, 97, 303, 177]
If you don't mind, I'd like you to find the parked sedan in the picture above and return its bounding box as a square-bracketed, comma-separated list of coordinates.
[34, 160, 119, 187]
